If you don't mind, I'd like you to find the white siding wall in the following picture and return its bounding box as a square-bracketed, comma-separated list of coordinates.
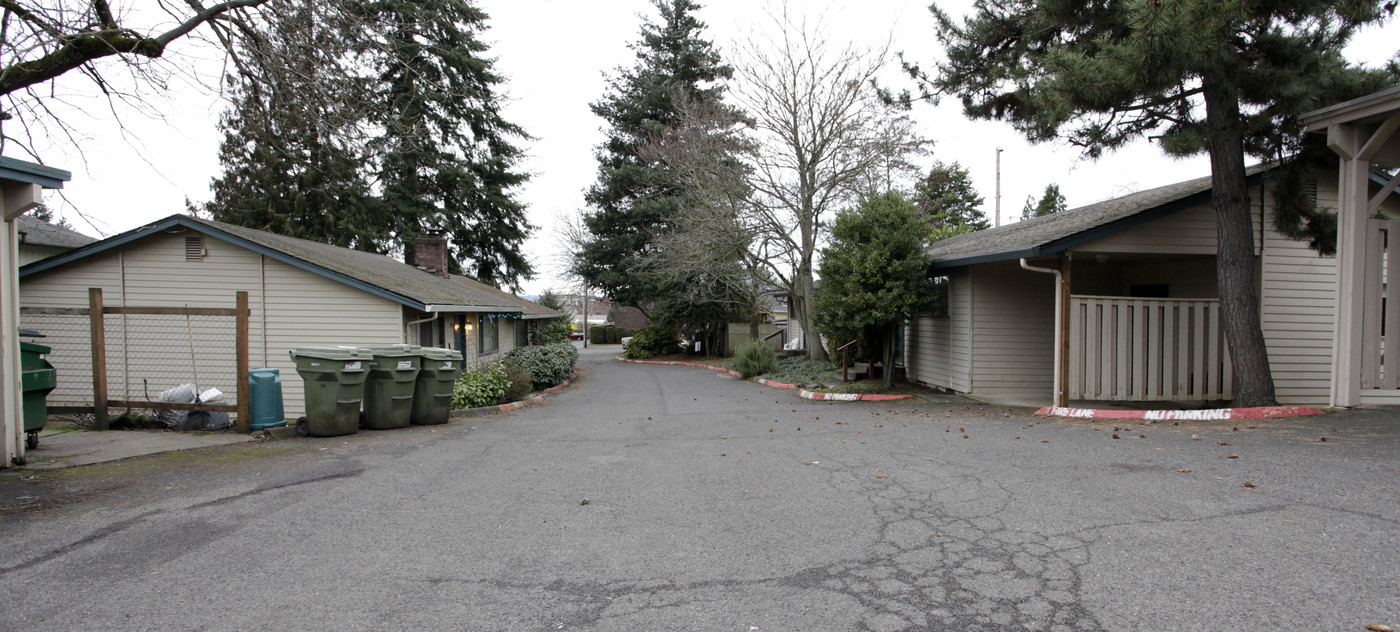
[18, 244, 66, 267]
[968, 263, 1056, 400]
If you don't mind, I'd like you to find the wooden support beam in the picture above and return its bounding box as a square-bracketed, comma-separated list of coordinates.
[88, 288, 108, 430]
[235, 291, 250, 433]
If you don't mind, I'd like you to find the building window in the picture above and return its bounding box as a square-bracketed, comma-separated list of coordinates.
[930, 275, 950, 317]
[479, 315, 499, 355]
[516, 320, 529, 348]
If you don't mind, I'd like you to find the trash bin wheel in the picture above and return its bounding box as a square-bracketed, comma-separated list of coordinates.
[295, 416, 310, 437]
[26, 432, 38, 450]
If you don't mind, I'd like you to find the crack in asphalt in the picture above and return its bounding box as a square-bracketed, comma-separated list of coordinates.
[0, 468, 364, 576]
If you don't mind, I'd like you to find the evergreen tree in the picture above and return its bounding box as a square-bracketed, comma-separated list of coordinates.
[914, 160, 988, 237]
[577, 0, 735, 313]
[814, 192, 937, 389]
[203, 1, 383, 250]
[1021, 184, 1066, 220]
[367, 0, 534, 288]
[907, 0, 1398, 407]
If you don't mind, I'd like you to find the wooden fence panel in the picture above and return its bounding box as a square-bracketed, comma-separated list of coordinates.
[1069, 295, 1232, 401]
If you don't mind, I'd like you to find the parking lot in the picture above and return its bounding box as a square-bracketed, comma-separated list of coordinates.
[0, 344, 1396, 631]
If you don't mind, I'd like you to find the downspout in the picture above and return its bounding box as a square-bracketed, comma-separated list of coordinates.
[1020, 258, 1065, 407]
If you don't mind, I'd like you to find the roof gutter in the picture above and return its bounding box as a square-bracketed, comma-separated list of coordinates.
[424, 304, 522, 314]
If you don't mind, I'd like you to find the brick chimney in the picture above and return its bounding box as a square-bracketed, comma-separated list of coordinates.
[412, 231, 450, 278]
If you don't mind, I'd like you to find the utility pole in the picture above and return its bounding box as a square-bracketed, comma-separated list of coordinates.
[582, 286, 589, 349]
[995, 147, 1003, 228]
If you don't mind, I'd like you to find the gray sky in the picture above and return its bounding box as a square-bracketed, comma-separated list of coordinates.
[26, 0, 1400, 295]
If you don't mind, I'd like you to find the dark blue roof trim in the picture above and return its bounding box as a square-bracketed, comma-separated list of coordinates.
[0, 156, 71, 189]
[20, 216, 429, 310]
[930, 170, 1273, 270]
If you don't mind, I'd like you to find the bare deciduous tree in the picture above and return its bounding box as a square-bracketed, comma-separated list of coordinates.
[0, 0, 273, 157]
[731, 8, 929, 361]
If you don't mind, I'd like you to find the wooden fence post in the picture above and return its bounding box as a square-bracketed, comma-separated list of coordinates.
[88, 288, 107, 430]
[235, 291, 250, 433]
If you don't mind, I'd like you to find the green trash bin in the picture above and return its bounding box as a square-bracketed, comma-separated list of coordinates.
[411, 347, 461, 425]
[289, 346, 372, 437]
[247, 368, 287, 431]
[362, 344, 422, 430]
[19, 335, 55, 450]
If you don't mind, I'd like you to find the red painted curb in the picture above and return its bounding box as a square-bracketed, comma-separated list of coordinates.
[1034, 405, 1326, 421]
[799, 389, 915, 402]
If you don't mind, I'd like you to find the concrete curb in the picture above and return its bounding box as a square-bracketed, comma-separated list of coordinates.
[451, 377, 575, 418]
[617, 356, 744, 378]
[1034, 405, 1327, 421]
[616, 356, 915, 402]
[799, 389, 915, 402]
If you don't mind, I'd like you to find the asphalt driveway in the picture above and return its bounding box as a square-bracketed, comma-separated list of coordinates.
[0, 344, 1396, 631]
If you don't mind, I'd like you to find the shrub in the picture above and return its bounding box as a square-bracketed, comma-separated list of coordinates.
[502, 358, 533, 402]
[507, 342, 578, 390]
[589, 326, 607, 345]
[453, 359, 508, 409]
[534, 320, 573, 345]
[733, 340, 778, 379]
[624, 325, 681, 359]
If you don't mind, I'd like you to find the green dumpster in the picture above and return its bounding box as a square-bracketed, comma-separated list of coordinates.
[289, 346, 372, 437]
[247, 368, 287, 431]
[19, 335, 55, 450]
[361, 344, 422, 430]
[411, 347, 461, 425]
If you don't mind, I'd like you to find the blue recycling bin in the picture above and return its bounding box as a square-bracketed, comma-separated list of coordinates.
[247, 368, 287, 431]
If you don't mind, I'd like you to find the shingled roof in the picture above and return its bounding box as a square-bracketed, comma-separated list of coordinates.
[21, 214, 527, 313]
[16, 215, 97, 249]
[926, 166, 1271, 269]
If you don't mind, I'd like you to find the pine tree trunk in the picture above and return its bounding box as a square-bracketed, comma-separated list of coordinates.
[1204, 84, 1277, 407]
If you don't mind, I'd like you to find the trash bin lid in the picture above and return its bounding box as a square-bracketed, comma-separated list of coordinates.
[290, 346, 374, 361]
[362, 344, 423, 358]
[421, 347, 460, 361]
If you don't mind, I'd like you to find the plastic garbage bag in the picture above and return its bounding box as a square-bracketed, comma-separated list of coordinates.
[158, 383, 197, 429]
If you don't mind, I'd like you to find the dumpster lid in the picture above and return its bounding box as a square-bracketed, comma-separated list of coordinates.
[421, 347, 460, 361]
[18, 328, 45, 338]
[290, 346, 375, 361]
[20, 340, 51, 354]
[362, 344, 423, 357]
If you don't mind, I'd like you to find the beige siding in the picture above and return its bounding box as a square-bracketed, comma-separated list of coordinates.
[1075, 191, 1264, 256]
[18, 244, 67, 267]
[20, 249, 125, 406]
[262, 256, 402, 416]
[906, 314, 952, 389]
[948, 268, 972, 392]
[20, 229, 410, 417]
[1260, 183, 1337, 405]
[968, 263, 1056, 400]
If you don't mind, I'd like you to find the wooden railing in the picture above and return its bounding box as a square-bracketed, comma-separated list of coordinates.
[1068, 295, 1231, 401]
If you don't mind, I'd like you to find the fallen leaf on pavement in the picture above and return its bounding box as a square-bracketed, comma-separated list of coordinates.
[1178, 468, 1192, 473]
[1228, 454, 1239, 459]
[876, 475, 888, 479]
[1218, 441, 1229, 446]
[1242, 481, 1256, 488]
[1364, 624, 1392, 632]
